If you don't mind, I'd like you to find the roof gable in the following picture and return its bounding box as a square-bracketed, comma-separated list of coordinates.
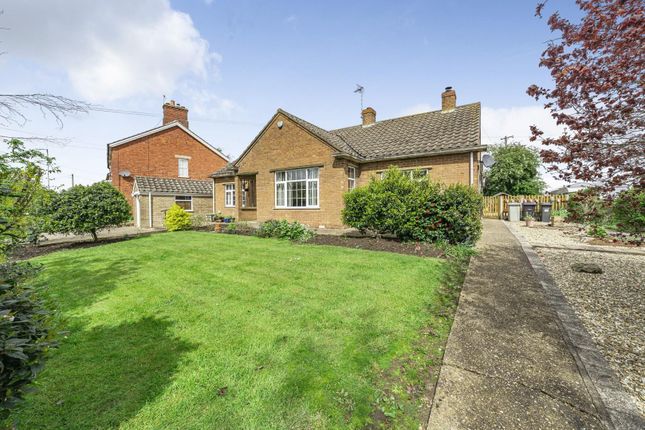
[107, 121, 228, 168]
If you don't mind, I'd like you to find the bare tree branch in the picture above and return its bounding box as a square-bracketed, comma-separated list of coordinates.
[0, 94, 90, 128]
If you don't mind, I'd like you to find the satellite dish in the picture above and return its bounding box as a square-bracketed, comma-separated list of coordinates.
[119, 170, 131, 177]
[482, 154, 495, 168]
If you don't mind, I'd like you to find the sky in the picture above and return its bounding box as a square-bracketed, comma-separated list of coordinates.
[0, 0, 582, 189]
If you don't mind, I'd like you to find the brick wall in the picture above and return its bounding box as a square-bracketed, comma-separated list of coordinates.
[213, 177, 237, 217]
[110, 126, 227, 208]
[136, 194, 213, 228]
[359, 152, 481, 191]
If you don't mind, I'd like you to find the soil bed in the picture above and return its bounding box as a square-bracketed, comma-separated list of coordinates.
[306, 234, 444, 258]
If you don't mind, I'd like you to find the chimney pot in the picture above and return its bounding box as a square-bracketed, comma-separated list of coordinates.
[361, 107, 376, 126]
[442, 87, 457, 112]
[162, 100, 189, 128]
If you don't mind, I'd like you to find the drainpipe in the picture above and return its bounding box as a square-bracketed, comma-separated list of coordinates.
[148, 192, 153, 228]
[135, 196, 141, 227]
[469, 152, 474, 186]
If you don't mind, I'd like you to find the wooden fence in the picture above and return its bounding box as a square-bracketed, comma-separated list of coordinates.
[483, 194, 569, 219]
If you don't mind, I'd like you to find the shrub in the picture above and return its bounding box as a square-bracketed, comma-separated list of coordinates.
[0, 262, 56, 417]
[256, 219, 314, 242]
[551, 208, 569, 218]
[342, 167, 483, 245]
[587, 224, 608, 239]
[190, 213, 207, 229]
[612, 187, 644, 237]
[45, 182, 131, 241]
[566, 188, 609, 226]
[164, 204, 192, 231]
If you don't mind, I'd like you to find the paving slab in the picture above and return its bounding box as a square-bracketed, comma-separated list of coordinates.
[428, 219, 606, 429]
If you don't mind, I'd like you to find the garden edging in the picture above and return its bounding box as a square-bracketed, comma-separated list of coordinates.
[505, 221, 644, 430]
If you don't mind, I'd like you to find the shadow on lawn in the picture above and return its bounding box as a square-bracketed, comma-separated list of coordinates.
[11, 317, 196, 430]
[40, 253, 141, 314]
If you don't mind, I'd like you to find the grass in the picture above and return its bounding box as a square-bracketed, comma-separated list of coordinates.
[7, 232, 464, 429]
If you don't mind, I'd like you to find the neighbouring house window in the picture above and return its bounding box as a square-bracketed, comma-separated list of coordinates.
[348, 166, 356, 190]
[178, 158, 189, 177]
[224, 184, 236, 207]
[175, 195, 192, 211]
[275, 167, 319, 208]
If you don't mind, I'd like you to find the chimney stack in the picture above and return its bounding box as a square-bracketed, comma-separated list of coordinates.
[162, 100, 189, 128]
[441, 87, 456, 112]
[361, 107, 376, 126]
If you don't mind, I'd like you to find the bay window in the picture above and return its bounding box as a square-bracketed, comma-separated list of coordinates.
[275, 167, 319, 208]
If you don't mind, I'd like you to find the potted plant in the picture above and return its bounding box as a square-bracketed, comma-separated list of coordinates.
[550, 208, 568, 226]
[524, 213, 535, 227]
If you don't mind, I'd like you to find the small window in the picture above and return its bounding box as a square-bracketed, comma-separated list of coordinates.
[380, 168, 429, 180]
[175, 195, 192, 211]
[224, 184, 235, 207]
[347, 166, 356, 190]
[178, 158, 189, 177]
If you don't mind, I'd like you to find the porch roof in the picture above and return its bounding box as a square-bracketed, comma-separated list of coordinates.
[133, 176, 212, 196]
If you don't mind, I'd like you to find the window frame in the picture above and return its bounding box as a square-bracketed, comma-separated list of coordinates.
[224, 183, 236, 207]
[347, 165, 357, 191]
[274, 167, 320, 209]
[174, 195, 193, 211]
[178, 157, 189, 178]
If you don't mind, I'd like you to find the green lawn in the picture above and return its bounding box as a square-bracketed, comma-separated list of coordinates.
[8, 232, 462, 429]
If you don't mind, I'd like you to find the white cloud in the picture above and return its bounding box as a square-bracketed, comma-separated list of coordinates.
[179, 85, 241, 118]
[2, 0, 220, 102]
[284, 15, 297, 24]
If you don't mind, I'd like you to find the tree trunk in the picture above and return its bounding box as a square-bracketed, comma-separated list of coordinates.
[90, 229, 98, 242]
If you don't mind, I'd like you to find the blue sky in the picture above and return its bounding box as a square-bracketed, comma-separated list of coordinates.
[0, 0, 581, 188]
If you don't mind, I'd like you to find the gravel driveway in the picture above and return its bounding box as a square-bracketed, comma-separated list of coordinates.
[508, 222, 645, 415]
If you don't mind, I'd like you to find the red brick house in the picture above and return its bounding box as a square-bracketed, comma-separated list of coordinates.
[107, 101, 228, 227]
[212, 87, 485, 228]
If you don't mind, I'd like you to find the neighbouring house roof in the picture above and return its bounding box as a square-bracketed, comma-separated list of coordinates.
[132, 176, 213, 196]
[225, 103, 483, 173]
[107, 121, 228, 169]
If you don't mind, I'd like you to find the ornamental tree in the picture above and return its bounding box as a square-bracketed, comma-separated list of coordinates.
[47, 182, 131, 241]
[483, 144, 545, 196]
[528, 0, 645, 191]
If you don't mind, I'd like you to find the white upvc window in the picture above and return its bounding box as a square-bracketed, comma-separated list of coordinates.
[175, 195, 192, 211]
[347, 166, 357, 190]
[275, 167, 319, 208]
[224, 183, 235, 207]
[178, 158, 189, 177]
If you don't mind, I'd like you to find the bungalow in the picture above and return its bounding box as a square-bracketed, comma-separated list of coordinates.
[212, 87, 485, 229]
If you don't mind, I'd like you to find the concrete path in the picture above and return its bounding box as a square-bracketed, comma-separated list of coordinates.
[428, 219, 608, 429]
[39, 226, 162, 246]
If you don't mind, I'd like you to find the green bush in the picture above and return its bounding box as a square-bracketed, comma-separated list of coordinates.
[587, 224, 608, 239]
[164, 204, 192, 231]
[566, 189, 609, 226]
[612, 188, 644, 237]
[256, 219, 314, 242]
[45, 182, 131, 241]
[0, 262, 56, 417]
[342, 167, 483, 245]
[190, 213, 207, 229]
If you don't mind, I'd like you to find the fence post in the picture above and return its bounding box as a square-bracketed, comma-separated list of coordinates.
[498, 195, 503, 219]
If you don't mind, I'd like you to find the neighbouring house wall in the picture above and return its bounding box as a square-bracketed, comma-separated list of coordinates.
[235, 112, 350, 228]
[137, 194, 212, 228]
[213, 177, 237, 217]
[358, 151, 482, 191]
[110, 126, 227, 208]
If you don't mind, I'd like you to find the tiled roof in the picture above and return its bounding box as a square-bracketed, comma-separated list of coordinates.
[331, 103, 482, 160]
[133, 176, 212, 195]
[211, 163, 237, 177]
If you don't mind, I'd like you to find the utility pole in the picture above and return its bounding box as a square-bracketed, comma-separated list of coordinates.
[35, 147, 51, 188]
[500, 135, 514, 145]
[71, 174, 75, 187]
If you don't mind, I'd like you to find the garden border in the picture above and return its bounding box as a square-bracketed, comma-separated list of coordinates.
[505, 221, 644, 430]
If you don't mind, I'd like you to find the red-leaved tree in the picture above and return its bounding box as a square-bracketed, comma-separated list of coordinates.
[528, 0, 644, 191]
